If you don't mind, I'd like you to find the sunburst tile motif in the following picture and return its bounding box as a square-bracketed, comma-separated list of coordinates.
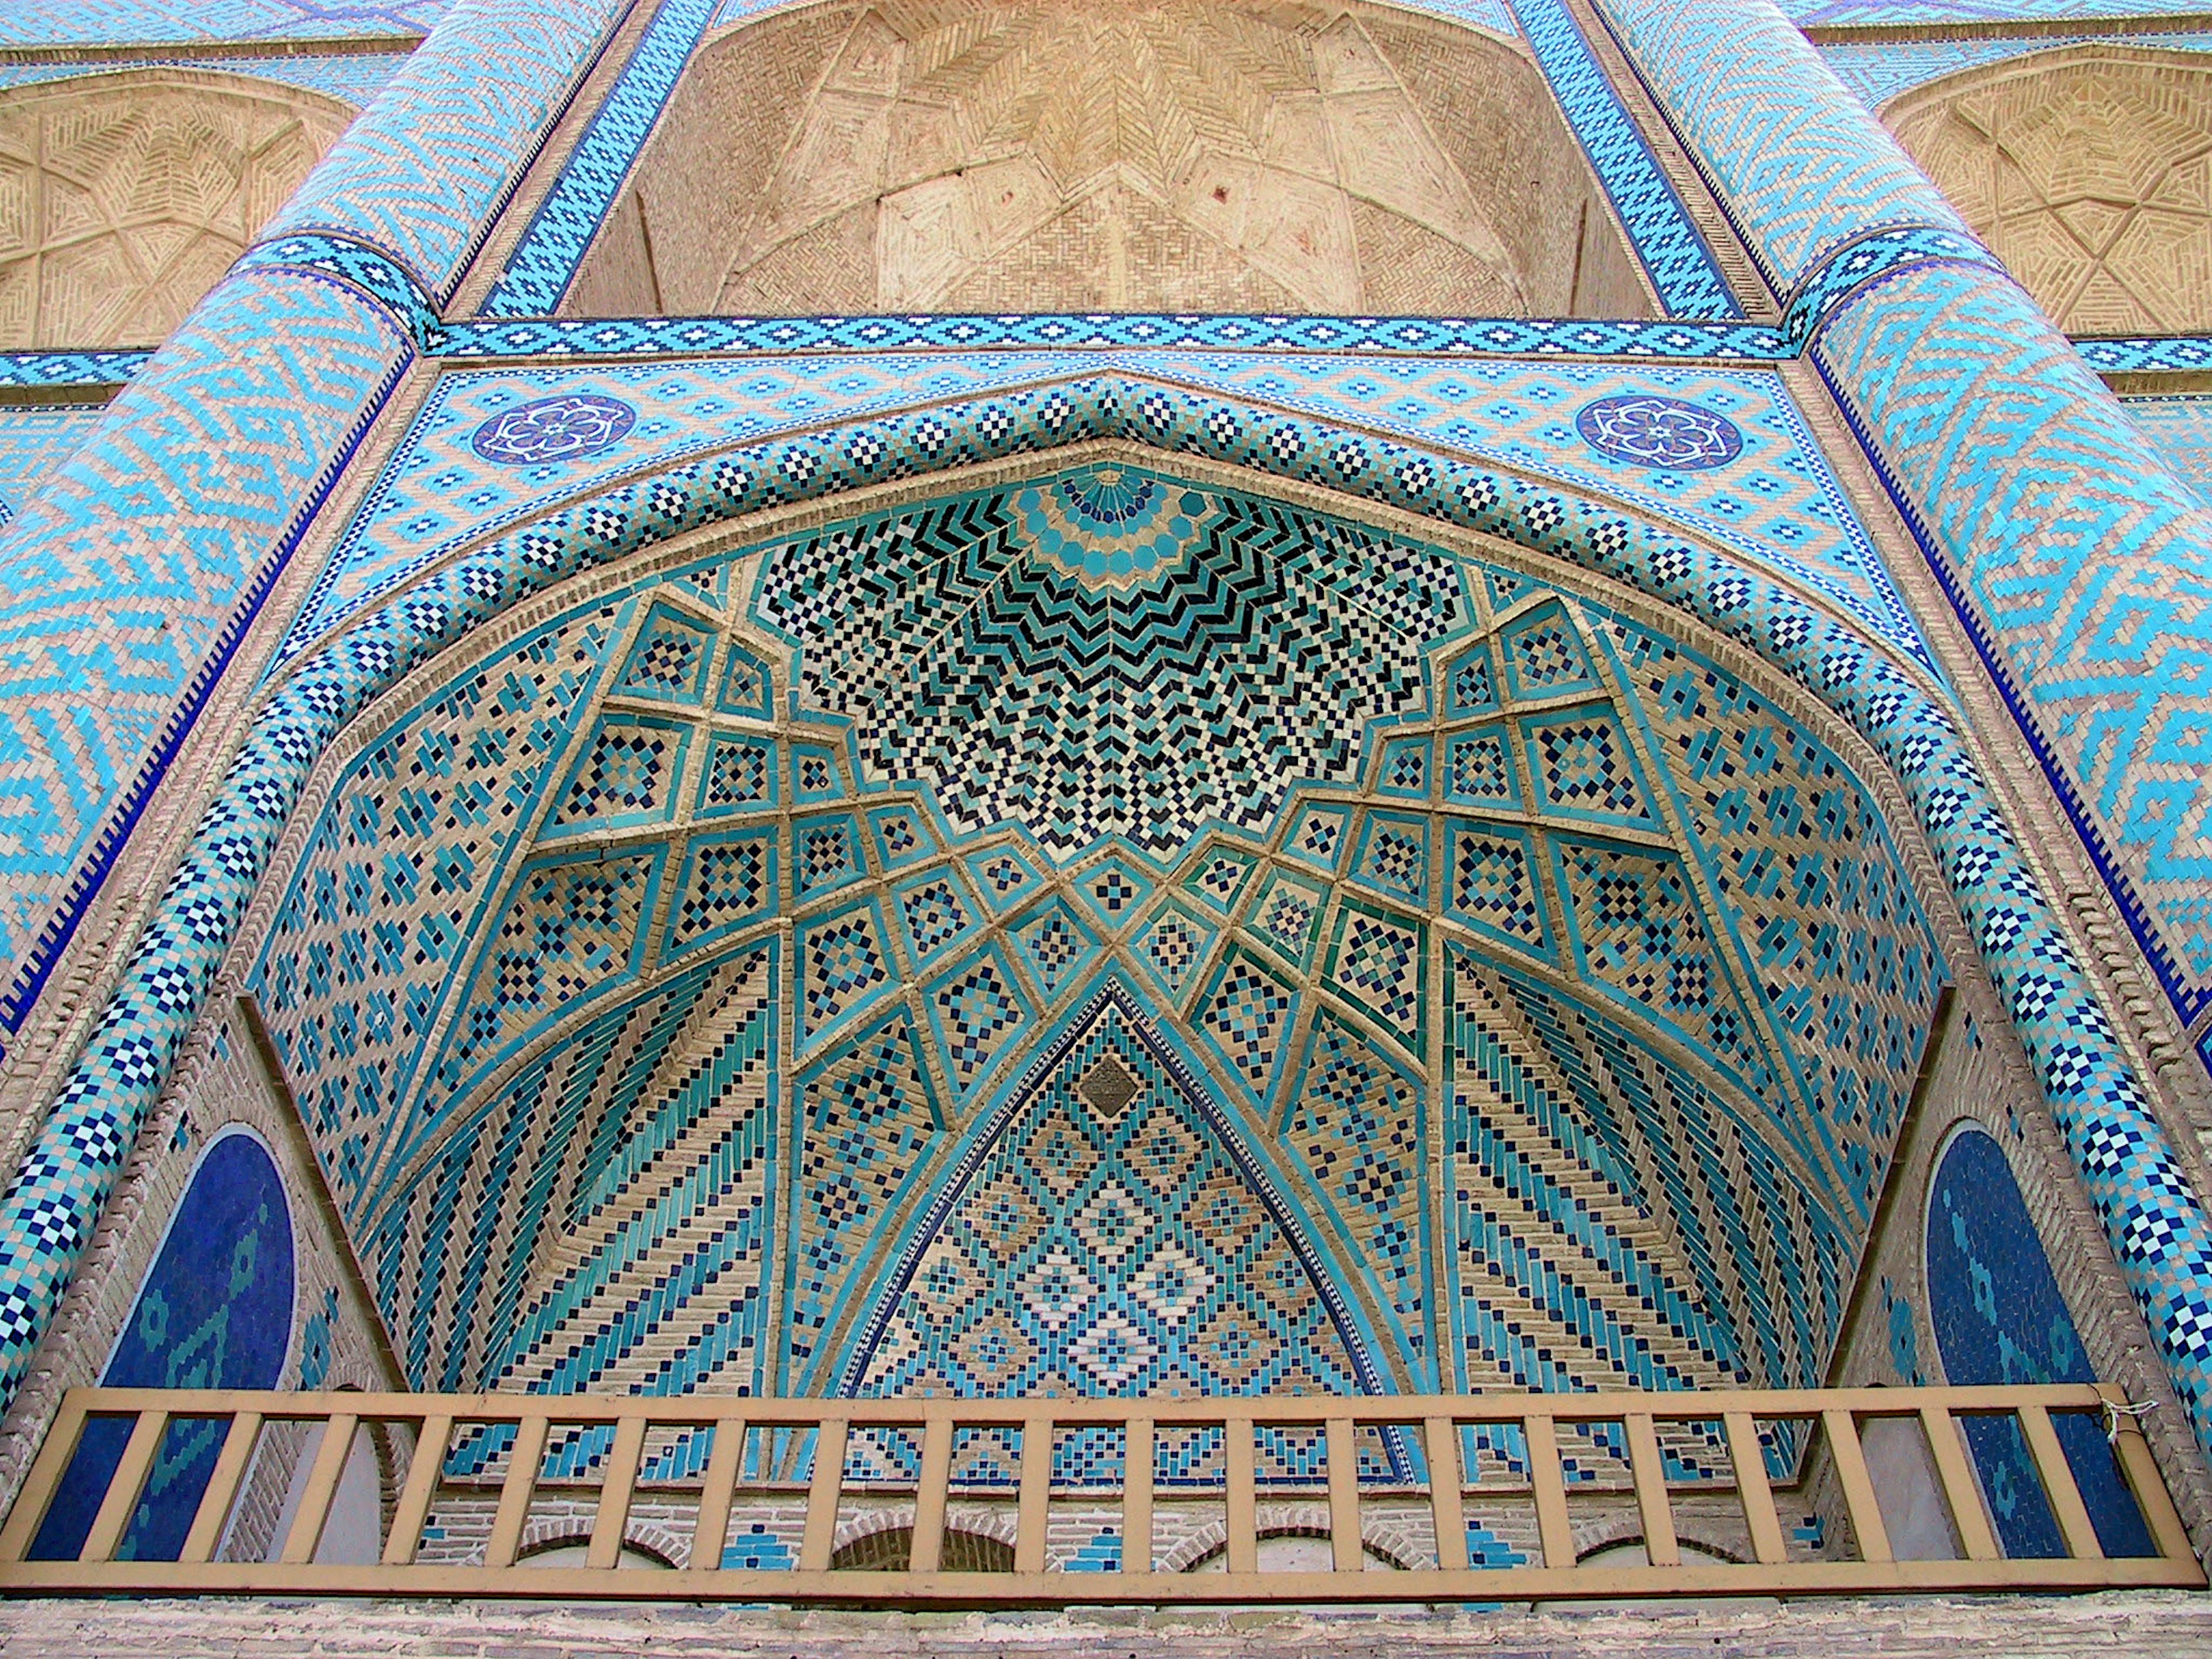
[1183, 846, 1257, 914]
[1554, 839, 1777, 1104]
[1353, 811, 1429, 907]
[851, 991, 1381, 1419]
[1249, 869, 1327, 970]
[755, 472, 1463, 864]
[698, 734, 776, 816]
[1446, 726, 1520, 806]
[1282, 1014, 1430, 1371]
[786, 1010, 943, 1385]
[964, 844, 1043, 912]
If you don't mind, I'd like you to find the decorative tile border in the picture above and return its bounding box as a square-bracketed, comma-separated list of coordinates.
[1508, 0, 1740, 317]
[3, 372, 2203, 1478]
[0, 352, 154, 389]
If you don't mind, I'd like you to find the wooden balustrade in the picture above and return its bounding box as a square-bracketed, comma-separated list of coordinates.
[0, 1383, 2196, 1603]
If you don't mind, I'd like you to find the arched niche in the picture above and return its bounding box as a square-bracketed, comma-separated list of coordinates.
[1923, 1123, 2154, 1559]
[29, 1128, 296, 1562]
[1881, 45, 2212, 334]
[565, 0, 1653, 318]
[0, 69, 357, 349]
[240, 445, 1949, 1515]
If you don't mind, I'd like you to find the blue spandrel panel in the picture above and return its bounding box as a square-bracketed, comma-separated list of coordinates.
[29, 1133, 294, 1562]
[1927, 1126, 2156, 1559]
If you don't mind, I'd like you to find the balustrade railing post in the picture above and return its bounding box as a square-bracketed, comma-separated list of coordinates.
[1122, 1416, 1153, 1577]
[81, 1410, 167, 1563]
[1917, 1405, 1999, 1561]
[178, 1411, 261, 1565]
[2099, 1388, 2195, 1562]
[910, 1416, 954, 1575]
[382, 1413, 451, 1568]
[1525, 1414, 1573, 1570]
[1016, 1412, 1053, 1575]
[2017, 1405, 2103, 1560]
[1225, 1417, 1257, 1575]
[586, 1414, 648, 1571]
[484, 1414, 548, 1570]
[1326, 1416, 1361, 1573]
[1822, 1407, 1892, 1564]
[1722, 1410, 1786, 1565]
[799, 1418, 848, 1573]
[1425, 1415, 1468, 1573]
[0, 1390, 90, 1562]
[692, 1413, 746, 1570]
[1623, 1412, 1679, 1567]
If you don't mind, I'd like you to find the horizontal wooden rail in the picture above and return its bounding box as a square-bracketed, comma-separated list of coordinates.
[0, 1383, 2194, 1605]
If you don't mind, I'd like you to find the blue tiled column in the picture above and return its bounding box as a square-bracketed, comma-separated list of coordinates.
[1599, 0, 2212, 1467]
[0, 0, 622, 1403]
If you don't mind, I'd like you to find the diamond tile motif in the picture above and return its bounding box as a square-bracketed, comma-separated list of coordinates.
[1198, 950, 1298, 1104]
[797, 901, 895, 1054]
[546, 716, 689, 834]
[1074, 857, 1157, 931]
[698, 734, 775, 816]
[795, 814, 863, 897]
[1183, 846, 1256, 915]
[897, 870, 978, 968]
[1286, 805, 1353, 873]
[1011, 899, 1103, 1002]
[1500, 602, 1599, 699]
[870, 806, 933, 870]
[964, 845, 1041, 912]
[1327, 907, 1427, 1052]
[1135, 906, 1214, 999]
[1249, 870, 1327, 969]
[615, 600, 715, 706]
[1525, 709, 1659, 827]
[1354, 813, 1430, 908]
[1446, 726, 1519, 806]
[663, 828, 775, 958]
[1446, 824, 1550, 957]
[926, 946, 1032, 1105]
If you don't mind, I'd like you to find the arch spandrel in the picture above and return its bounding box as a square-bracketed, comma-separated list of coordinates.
[237, 452, 1946, 1440]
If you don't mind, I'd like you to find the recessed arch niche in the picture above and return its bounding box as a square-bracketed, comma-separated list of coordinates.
[242, 442, 1951, 1502]
[0, 68, 358, 349]
[564, 0, 1654, 318]
[1882, 45, 2212, 334]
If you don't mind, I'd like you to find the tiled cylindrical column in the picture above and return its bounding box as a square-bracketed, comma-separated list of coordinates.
[0, 0, 622, 1404]
[1599, 0, 2212, 1464]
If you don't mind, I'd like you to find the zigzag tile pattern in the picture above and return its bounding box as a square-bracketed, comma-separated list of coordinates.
[0, 407, 100, 528]
[1816, 263, 2212, 1020]
[0, 0, 446, 44]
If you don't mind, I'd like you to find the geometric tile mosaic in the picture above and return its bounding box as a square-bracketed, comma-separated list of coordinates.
[224, 458, 1949, 1436]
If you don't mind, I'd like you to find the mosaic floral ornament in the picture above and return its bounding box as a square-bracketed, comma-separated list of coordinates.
[1574, 393, 1744, 470]
[471, 392, 638, 464]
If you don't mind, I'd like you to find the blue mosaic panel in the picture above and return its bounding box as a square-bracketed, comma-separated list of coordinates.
[1927, 1127, 2156, 1558]
[755, 466, 1465, 864]
[0, 405, 101, 528]
[2121, 395, 2212, 510]
[32, 1133, 292, 1562]
[0, 0, 445, 44]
